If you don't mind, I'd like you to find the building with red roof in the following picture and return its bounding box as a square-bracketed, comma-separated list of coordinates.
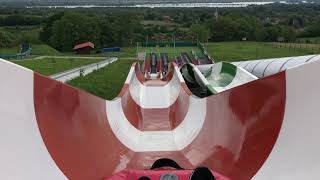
[162, 16, 172, 22]
[73, 42, 95, 54]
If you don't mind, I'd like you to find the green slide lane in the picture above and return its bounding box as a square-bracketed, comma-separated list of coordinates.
[205, 62, 237, 87]
[181, 62, 257, 96]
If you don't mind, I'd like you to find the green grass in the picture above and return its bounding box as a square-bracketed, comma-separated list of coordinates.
[207, 42, 313, 62]
[0, 47, 19, 54]
[31, 44, 61, 55]
[67, 59, 135, 100]
[0, 44, 60, 57]
[14, 58, 103, 76]
[111, 47, 137, 58]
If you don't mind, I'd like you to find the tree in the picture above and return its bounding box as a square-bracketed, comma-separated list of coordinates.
[236, 17, 258, 40]
[189, 24, 209, 42]
[301, 24, 320, 38]
[255, 28, 268, 41]
[159, 26, 169, 33]
[97, 19, 116, 48]
[0, 30, 14, 48]
[0, 15, 43, 26]
[49, 12, 100, 51]
[264, 26, 281, 42]
[40, 12, 64, 43]
[206, 16, 239, 41]
[280, 26, 296, 42]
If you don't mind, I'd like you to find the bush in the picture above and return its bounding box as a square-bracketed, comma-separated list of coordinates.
[0, 15, 43, 26]
[0, 30, 14, 48]
[43, 12, 143, 51]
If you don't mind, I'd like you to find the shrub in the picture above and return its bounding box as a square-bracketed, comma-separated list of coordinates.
[0, 30, 14, 48]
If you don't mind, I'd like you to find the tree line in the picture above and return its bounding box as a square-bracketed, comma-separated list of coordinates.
[2, 4, 320, 50]
[188, 15, 297, 42]
[0, 15, 44, 26]
[40, 12, 145, 51]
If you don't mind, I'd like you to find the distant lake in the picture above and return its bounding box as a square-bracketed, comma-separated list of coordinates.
[26, 2, 277, 8]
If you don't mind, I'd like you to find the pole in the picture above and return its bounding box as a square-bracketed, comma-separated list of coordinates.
[174, 33, 176, 58]
[197, 34, 199, 45]
[146, 35, 148, 49]
[171, 33, 173, 47]
[136, 42, 139, 60]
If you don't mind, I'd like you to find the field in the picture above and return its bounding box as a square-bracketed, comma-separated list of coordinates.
[105, 47, 137, 58]
[31, 44, 61, 55]
[207, 42, 314, 62]
[0, 44, 61, 56]
[296, 37, 320, 44]
[95, 46, 204, 59]
[14, 58, 104, 76]
[59, 47, 137, 58]
[0, 47, 19, 54]
[68, 59, 135, 100]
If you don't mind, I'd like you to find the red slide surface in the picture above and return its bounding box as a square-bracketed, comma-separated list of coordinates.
[1, 59, 320, 180]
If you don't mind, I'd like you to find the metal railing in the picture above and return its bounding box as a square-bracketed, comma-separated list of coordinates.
[50, 57, 118, 82]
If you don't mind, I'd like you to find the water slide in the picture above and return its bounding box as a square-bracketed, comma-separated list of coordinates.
[232, 54, 320, 78]
[150, 53, 158, 74]
[0, 43, 32, 59]
[198, 55, 213, 65]
[181, 61, 257, 95]
[1, 56, 320, 179]
[160, 53, 169, 74]
[176, 52, 194, 68]
[181, 52, 192, 64]
[175, 56, 183, 67]
[143, 57, 150, 73]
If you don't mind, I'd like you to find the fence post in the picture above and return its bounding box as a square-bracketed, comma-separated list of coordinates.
[288, 43, 290, 51]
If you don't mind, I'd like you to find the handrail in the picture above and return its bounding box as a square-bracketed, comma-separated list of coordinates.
[50, 57, 118, 82]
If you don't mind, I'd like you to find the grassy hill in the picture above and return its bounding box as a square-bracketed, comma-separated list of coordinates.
[0, 44, 60, 56]
[68, 59, 135, 100]
[14, 58, 103, 75]
[31, 44, 61, 55]
[207, 42, 315, 62]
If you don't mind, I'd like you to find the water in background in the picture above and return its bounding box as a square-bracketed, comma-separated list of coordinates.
[27, 1, 277, 8]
